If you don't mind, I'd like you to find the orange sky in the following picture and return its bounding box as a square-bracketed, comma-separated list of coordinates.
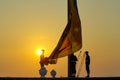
[0, 0, 120, 77]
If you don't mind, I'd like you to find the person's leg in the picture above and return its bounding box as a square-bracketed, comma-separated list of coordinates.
[86, 65, 90, 77]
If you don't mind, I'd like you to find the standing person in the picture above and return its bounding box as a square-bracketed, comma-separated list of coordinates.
[85, 51, 90, 78]
[70, 53, 78, 77]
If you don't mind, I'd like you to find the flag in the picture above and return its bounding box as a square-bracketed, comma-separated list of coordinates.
[49, 0, 82, 59]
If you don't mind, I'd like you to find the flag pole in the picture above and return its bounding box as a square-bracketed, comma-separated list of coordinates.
[68, 0, 71, 77]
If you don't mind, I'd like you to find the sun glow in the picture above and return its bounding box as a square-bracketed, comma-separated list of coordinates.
[37, 49, 43, 56]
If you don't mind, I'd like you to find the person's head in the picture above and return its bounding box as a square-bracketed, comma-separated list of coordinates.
[71, 53, 74, 56]
[85, 51, 89, 55]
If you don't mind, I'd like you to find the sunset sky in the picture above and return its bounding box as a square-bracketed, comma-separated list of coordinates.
[0, 0, 120, 77]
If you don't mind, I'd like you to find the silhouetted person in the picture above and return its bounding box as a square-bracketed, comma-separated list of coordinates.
[85, 51, 90, 77]
[70, 53, 78, 77]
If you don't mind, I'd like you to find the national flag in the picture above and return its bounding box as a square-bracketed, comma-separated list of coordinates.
[49, 0, 82, 59]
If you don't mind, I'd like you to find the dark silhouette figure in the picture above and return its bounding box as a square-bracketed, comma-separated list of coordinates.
[69, 53, 78, 77]
[85, 51, 90, 77]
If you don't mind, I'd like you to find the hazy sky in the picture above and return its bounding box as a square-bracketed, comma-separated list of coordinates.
[0, 0, 120, 77]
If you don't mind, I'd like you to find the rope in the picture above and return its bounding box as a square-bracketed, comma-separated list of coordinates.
[77, 51, 82, 58]
[76, 52, 85, 77]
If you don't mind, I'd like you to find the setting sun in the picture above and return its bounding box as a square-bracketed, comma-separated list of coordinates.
[37, 49, 43, 56]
